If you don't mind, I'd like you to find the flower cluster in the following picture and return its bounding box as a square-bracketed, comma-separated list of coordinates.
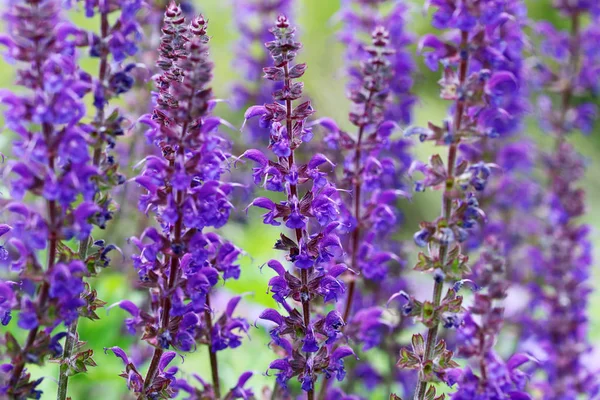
[107, 4, 251, 398]
[0, 0, 598, 399]
[448, 238, 533, 399]
[441, 3, 544, 399]
[55, 0, 144, 395]
[520, 4, 600, 397]
[241, 15, 354, 397]
[0, 0, 108, 397]
[311, 22, 414, 397]
[396, 1, 534, 399]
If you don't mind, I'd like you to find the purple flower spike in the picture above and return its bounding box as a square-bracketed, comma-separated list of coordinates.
[319, 9, 416, 395]
[117, 4, 250, 398]
[396, 1, 536, 400]
[243, 14, 349, 397]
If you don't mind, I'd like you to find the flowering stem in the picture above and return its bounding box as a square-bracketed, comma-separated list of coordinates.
[8, 9, 60, 386]
[343, 105, 369, 323]
[140, 53, 206, 389]
[56, 8, 110, 399]
[414, 31, 469, 400]
[282, 54, 314, 400]
[318, 62, 379, 400]
[205, 294, 221, 398]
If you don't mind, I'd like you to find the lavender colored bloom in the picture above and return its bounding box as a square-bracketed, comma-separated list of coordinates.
[0, 280, 16, 326]
[515, 3, 600, 398]
[317, 23, 415, 397]
[111, 4, 250, 398]
[395, 1, 533, 399]
[0, 0, 108, 395]
[242, 15, 349, 397]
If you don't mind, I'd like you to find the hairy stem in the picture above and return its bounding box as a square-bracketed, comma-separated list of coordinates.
[414, 31, 469, 400]
[205, 295, 221, 397]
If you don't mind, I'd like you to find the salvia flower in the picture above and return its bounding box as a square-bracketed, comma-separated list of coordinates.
[241, 15, 353, 398]
[395, 1, 530, 399]
[518, 4, 600, 397]
[110, 4, 251, 398]
[55, 0, 143, 396]
[231, 0, 293, 139]
[0, 0, 104, 396]
[450, 238, 535, 399]
[337, 0, 416, 124]
[316, 24, 414, 397]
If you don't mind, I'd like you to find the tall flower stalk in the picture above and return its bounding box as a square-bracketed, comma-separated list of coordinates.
[397, 1, 527, 399]
[314, 24, 413, 398]
[56, 0, 141, 397]
[444, 2, 540, 397]
[520, 2, 600, 397]
[0, 0, 104, 397]
[106, 3, 252, 398]
[242, 15, 353, 399]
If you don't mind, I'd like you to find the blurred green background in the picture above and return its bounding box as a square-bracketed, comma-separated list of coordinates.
[1, 0, 599, 398]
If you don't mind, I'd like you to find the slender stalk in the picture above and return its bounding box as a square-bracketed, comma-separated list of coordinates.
[282, 54, 313, 400]
[413, 31, 469, 400]
[205, 295, 221, 398]
[56, 8, 110, 398]
[318, 63, 380, 400]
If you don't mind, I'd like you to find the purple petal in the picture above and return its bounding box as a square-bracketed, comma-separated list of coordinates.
[507, 353, 537, 370]
[418, 34, 445, 52]
[159, 351, 177, 371]
[244, 105, 266, 121]
[377, 120, 397, 138]
[225, 296, 242, 317]
[104, 346, 130, 366]
[310, 117, 339, 133]
[118, 300, 140, 317]
[236, 371, 253, 388]
[201, 117, 221, 134]
[308, 153, 335, 170]
[386, 290, 410, 308]
[266, 259, 286, 276]
[247, 197, 275, 211]
[259, 308, 284, 325]
[241, 149, 269, 166]
[0, 224, 11, 238]
[331, 346, 356, 361]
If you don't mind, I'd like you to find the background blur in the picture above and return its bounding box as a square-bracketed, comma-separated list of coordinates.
[1, 0, 600, 398]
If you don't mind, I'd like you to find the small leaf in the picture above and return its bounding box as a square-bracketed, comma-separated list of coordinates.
[411, 334, 425, 355]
